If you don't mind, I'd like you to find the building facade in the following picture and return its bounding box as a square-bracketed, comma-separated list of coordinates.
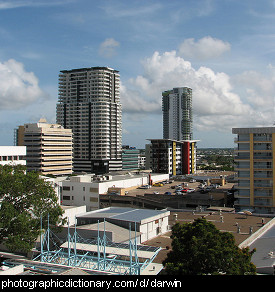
[122, 146, 139, 171]
[16, 119, 73, 176]
[147, 139, 197, 175]
[233, 127, 275, 214]
[56, 66, 122, 174]
[0, 146, 26, 166]
[162, 87, 193, 141]
[76, 207, 170, 244]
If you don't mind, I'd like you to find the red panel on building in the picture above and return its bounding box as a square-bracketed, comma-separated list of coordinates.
[182, 142, 190, 174]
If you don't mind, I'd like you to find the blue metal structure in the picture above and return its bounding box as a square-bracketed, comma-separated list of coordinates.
[33, 216, 161, 275]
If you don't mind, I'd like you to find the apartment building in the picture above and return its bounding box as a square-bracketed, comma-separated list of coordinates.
[147, 139, 197, 175]
[56, 66, 122, 174]
[232, 127, 275, 214]
[162, 87, 193, 141]
[16, 119, 73, 176]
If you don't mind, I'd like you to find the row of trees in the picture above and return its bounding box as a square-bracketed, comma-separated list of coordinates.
[0, 165, 256, 274]
[198, 152, 234, 171]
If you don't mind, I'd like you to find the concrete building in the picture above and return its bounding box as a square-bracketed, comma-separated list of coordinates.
[16, 119, 73, 176]
[60, 172, 169, 211]
[162, 87, 193, 141]
[0, 146, 26, 166]
[56, 66, 122, 174]
[233, 127, 275, 214]
[147, 139, 197, 175]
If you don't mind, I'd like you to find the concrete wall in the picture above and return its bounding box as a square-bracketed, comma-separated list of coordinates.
[0, 264, 24, 275]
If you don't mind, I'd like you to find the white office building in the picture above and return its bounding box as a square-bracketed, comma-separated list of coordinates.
[56, 66, 122, 174]
[60, 172, 169, 211]
[0, 146, 26, 166]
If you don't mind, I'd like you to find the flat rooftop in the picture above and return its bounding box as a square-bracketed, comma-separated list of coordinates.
[77, 207, 170, 223]
[144, 210, 273, 264]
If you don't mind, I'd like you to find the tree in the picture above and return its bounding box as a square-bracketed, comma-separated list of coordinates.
[0, 164, 65, 253]
[163, 218, 256, 275]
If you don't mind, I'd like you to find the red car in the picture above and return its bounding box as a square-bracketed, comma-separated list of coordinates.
[181, 188, 189, 193]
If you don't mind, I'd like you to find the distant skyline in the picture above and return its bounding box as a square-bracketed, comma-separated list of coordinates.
[1, 0, 275, 149]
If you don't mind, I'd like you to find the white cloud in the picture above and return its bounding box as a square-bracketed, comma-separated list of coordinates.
[0, 0, 74, 10]
[99, 38, 120, 58]
[178, 36, 231, 60]
[0, 59, 47, 110]
[121, 50, 275, 133]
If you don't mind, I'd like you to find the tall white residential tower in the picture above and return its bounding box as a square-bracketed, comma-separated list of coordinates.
[56, 67, 122, 174]
[162, 87, 193, 141]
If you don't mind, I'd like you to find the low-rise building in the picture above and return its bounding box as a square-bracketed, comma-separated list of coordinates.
[60, 172, 169, 211]
[0, 146, 26, 166]
[76, 207, 170, 244]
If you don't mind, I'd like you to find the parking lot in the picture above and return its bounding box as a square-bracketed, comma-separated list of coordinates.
[126, 179, 233, 197]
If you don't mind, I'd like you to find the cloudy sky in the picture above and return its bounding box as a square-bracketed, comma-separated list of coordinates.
[0, 0, 275, 148]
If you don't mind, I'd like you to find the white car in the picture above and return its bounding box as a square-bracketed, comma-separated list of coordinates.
[139, 185, 150, 189]
[187, 188, 195, 193]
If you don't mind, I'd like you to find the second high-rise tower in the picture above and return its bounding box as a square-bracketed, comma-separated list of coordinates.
[162, 87, 193, 141]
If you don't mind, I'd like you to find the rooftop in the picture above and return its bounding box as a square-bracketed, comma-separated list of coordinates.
[77, 207, 170, 223]
[232, 127, 275, 134]
[144, 210, 273, 264]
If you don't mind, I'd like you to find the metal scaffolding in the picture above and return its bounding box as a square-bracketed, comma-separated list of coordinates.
[32, 216, 161, 275]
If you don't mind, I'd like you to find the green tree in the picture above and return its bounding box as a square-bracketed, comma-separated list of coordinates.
[163, 218, 256, 275]
[0, 164, 65, 253]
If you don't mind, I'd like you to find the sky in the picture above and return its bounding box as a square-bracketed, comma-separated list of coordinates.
[0, 0, 275, 149]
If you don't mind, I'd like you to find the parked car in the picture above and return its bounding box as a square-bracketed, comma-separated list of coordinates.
[153, 191, 159, 194]
[153, 183, 164, 187]
[181, 188, 189, 193]
[138, 185, 150, 189]
[164, 192, 172, 195]
[187, 188, 195, 193]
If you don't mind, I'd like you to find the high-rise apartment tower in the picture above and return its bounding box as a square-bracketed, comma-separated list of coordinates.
[233, 127, 275, 214]
[56, 67, 122, 174]
[162, 87, 193, 141]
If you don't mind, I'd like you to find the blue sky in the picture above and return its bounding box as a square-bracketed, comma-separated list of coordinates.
[0, 0, 275, 148]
